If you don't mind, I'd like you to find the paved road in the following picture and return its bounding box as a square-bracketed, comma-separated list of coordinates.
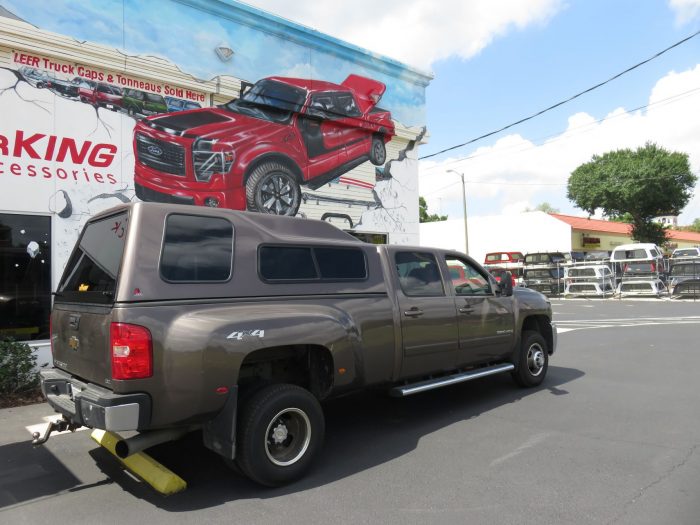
[2, 300, 699, 524]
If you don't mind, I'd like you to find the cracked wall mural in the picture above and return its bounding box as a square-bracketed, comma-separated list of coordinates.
[0, 0, 430, 286]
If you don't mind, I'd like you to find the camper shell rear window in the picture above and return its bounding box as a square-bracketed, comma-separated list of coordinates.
[57, 211, 129, 304]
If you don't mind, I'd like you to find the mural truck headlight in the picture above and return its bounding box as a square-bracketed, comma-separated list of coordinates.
[192, 138, 235, 182]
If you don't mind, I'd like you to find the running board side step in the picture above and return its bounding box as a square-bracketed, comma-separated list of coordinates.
[389, 363, 515, 397]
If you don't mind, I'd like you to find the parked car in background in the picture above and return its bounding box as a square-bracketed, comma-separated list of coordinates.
[122, 89, 168, 116]
[19, 67, 77, 97]
[565, 265, 614, 296]
[82, 83, 123, 110]
[488, 267, 517, 288]
[671, 247, 700, 259]
[611, 243, 667, 297]
[523, 266, 565, 295]
[18, 66, 51, 88]
[165, 96, 202, 112]
[669, 260, 700, 297]
[73, 77, 97, 102]
[483, 252, 524, 284]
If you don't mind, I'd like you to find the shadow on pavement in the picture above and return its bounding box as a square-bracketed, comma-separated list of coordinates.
[86, 364, 584, 509]
[0, 441, 82, 508]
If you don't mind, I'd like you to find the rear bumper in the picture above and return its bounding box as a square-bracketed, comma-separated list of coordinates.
[40, 368, 151, 431]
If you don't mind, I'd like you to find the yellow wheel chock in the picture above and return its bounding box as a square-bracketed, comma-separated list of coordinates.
[90, 429, 187, 495]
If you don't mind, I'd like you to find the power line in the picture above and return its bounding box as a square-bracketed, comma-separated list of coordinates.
[421, 85, 700, 175]
[419, 29, 700, 161]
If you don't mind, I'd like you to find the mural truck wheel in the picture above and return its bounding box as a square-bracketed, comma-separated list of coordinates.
[369, 135, 386, 166]
[246, 162, 301, 216]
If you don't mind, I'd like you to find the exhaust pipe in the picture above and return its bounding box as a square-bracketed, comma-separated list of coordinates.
[114, 427, 192, 458]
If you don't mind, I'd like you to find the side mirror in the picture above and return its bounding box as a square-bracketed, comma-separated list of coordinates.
[499, 272, 514, 297]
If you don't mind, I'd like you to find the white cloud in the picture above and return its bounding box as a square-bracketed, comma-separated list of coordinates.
[669, 0, 700, 24]
[241, 0, 563, 70]
[419, 64, 700, 224]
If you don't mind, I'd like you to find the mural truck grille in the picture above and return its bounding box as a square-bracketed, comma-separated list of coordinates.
[135, 133, 186, 176]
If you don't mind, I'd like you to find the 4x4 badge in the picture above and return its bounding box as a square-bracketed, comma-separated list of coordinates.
[68, 336, 79, 351]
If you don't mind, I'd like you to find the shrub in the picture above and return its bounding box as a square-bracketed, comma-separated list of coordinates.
[0, 338, 39, 395]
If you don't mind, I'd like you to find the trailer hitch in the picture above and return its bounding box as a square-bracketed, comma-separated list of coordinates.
[32, 417, 82, 446]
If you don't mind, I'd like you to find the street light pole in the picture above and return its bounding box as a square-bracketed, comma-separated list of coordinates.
[447, 169, 469, 255]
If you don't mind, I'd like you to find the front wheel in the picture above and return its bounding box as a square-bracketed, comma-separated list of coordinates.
[234, 384, 324, 487]
[246, 162, 301, 216]
[512, 330, 549, 387]
[369, 135, 386, 166]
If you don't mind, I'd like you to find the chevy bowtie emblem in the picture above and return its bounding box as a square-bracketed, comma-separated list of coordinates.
[69, 336, 80, 351]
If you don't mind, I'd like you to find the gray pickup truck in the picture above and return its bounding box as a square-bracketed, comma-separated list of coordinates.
[37, 202, 556, 486]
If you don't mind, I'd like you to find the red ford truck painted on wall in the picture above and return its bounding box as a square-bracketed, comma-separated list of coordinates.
[133, 74, 395, 216]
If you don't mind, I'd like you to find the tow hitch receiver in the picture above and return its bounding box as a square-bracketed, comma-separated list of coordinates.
[31, 417, 82, 446]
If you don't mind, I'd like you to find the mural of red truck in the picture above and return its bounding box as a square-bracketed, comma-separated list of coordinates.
[133, 74, 395, 216]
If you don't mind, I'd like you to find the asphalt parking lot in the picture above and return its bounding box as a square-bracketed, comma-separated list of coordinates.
[2, 299, 700, 524]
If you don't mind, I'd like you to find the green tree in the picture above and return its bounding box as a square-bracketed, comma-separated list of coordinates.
[525, 202, 560, 213]
[419, 196, 448, 223]
[686, 218, 700, 233]
[567, 143, 696, 245]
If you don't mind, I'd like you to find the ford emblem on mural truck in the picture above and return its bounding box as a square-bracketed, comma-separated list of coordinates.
[0, 0, 431, 311]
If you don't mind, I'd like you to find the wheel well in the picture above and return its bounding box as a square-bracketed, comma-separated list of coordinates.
[237, 344, 334, 400]
[521, 315, 554, 354]
[243, 154, 303, 185]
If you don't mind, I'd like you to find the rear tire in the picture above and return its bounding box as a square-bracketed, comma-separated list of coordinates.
[235, 383, 324, 487]
[512, 330, 548, 387]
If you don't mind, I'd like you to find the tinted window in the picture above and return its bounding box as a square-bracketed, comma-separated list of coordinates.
[160, 214, 233, 282]
[613, 249, 647, 260]
[315, 248, 366, 279]
[259, 247, 317, 280]
[59, 212, 127, 304]
[259, 246, 367, 281]
[335, 93, 361, 117]
[396, 251, 444, 297]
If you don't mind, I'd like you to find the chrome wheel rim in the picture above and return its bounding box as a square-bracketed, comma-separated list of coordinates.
[258, 173, 298, 215]
[264, 408, 311, 466]
[527, 343, 546, 377]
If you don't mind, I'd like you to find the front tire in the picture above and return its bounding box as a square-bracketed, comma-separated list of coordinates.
[235, 384, 324, 487]
[246, 162, 301, 216]
[512, 330, 548, 387]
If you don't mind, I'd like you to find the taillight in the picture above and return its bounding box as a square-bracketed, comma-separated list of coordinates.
[624, 264, 629, 272]
[651, 262, 656, 272]
[110, 323, 153, 380]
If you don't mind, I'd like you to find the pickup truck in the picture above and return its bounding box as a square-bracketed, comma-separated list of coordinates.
[36, 202, 557, 487]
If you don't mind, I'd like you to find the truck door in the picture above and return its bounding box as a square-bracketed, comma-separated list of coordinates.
[394, 251, 458, 379]
[444, 255, 515, 366]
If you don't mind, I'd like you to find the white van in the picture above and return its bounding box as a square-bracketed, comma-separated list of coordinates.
[611, 243, 667, 297]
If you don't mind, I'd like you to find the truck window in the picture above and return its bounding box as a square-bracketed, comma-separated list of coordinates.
[160, 214, 233, 282]
[395, 251, 444, 297]
[258, 246, 366, 281]
[445, 256, 491, 296]
[58, 212, 128, 304]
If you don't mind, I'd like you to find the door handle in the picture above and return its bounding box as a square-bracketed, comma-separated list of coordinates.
[404, 307, 423, 317]
[458, 306, 474, 314]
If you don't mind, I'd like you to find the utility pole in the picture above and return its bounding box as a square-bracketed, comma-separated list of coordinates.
[447, 169, 469, 255]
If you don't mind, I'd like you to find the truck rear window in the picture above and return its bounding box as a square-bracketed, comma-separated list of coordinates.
[58, 212, 128, 304]
[160, 214, 234, 282]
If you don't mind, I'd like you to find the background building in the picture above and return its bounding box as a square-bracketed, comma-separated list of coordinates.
[420, 211, 700, 263]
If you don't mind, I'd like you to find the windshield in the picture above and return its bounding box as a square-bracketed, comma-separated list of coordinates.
[224, 80, 306, 124]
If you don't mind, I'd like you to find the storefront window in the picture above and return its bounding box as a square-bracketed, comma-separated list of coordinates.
[0, 214, 51, 341]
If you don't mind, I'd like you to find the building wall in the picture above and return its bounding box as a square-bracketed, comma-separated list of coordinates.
[0, 0, 431, 342]
[419, 212, 573, 263]
[570, 230, 631, 252]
